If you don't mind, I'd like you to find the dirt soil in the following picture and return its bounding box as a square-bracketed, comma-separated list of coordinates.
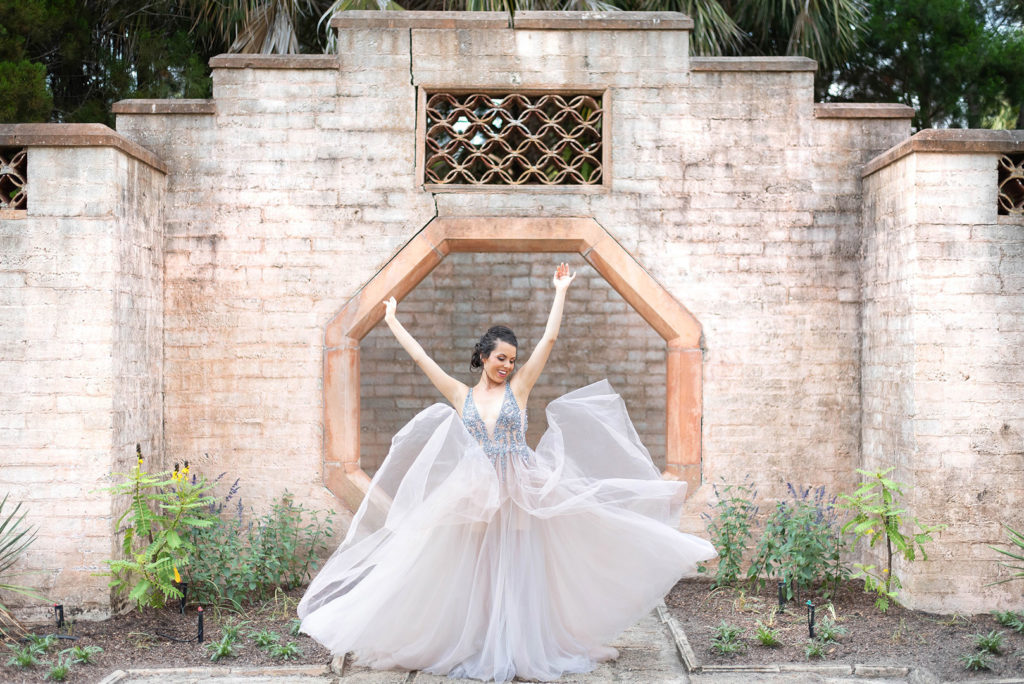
[666, 578, 1024, 680]
[0, 588, 330, 683]
[4, 580, 1023, 682]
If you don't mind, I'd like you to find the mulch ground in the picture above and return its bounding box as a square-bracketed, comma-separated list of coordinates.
[4, 580, 1024, 682]
[0, 587, 330, 683]
[665, 577, 1024, 680]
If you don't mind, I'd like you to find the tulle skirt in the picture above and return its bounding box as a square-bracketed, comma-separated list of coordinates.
[298, 381, 716, 682]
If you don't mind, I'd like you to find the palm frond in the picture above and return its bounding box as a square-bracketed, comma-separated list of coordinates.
[0, 494, 37, 577]
[639, 0, 744, 56]
[319, 0, 407, 53]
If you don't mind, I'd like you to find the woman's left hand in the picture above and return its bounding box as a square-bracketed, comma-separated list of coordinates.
[553, 262, 576, 291]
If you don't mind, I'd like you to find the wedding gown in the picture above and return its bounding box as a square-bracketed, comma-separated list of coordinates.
[298, 380, 716, 682]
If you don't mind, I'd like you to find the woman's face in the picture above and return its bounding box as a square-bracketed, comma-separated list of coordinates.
[482, 341, 517, 384]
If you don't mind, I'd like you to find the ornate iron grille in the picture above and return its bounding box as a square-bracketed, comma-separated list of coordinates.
[998, 154, 1024, 215]
[424, 92, 603, 186]
[0, 147, 27, 210]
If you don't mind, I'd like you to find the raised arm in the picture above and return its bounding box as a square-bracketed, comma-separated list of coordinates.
[384, 297, 467, 408]
[511, 263, 575, 401]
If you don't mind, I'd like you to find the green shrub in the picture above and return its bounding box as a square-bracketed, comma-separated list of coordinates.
[971, 629, 1005, 655]
[187, 487, 333, 609]
[754, 621, 782, 647]
[839, 468, 944, 612]
[699, 479, 758, 588]
[710, 620, 745, 655]
[101, 447, 217, 610]
[63, 644, 103, 664]
[206, 635, 237, 662]
[816, 617, 848, 643]
[747, 484, 847, 599]
[992, 610, 1024, 633]
[44, 655, 71, 681]
[26, 633, 58, 655]
[804, 639, 826, 659]
[5, 643, 42, 668]
[269, 641, 303, 661]
[250, 629, 280, 649]
[960, 651, 992, 671]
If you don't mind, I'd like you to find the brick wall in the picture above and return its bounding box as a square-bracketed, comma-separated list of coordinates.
[7, 16, 1020, 614]
[0, 139, 165, 618]
[359, 251, 667, 473]
[111, 18, 913, 569]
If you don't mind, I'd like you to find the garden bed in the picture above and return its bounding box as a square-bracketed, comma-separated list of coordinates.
[665, 577, 1024, 680]
[5, 579, 1024, 682]
[0, 587, 330, 683]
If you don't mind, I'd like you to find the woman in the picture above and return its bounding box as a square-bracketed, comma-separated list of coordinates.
[298, 263, 716, 682]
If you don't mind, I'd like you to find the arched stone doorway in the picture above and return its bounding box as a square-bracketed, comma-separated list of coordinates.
[323, 217, 703, 512]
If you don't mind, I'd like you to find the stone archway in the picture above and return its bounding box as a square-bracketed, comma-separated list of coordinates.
[323, 217, 703, 511]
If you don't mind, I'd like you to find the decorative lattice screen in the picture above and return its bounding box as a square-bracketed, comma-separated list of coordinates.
[998, 154, 1024, 216]
[423, 92, 603, 186]
[0, 147, 27, 210]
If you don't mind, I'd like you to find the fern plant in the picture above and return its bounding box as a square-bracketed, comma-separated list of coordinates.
[101, 447, 217, 609]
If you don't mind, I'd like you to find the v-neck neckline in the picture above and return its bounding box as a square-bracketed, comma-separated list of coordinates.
[469, 383, 509, 442]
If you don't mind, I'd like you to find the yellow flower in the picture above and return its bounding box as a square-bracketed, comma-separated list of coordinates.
[867, 528, 875, 535]
[882, 568, 889, 574]
[173, 566, 181, 583]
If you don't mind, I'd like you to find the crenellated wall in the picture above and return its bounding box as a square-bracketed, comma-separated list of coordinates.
[2, 12, 1021, 616]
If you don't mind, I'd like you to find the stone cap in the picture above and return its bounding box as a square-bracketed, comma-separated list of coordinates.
[330, 10, 693, 30]
[0, 123, 167, 173]
[112, 99, 216, 115]
[690, 56, 816, 72]
[814, 103, 915, 119]
[863, 128, 1024, 178]
[209, 54, 338, 69]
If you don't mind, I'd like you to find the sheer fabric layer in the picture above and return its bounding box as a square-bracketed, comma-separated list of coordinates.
[298, 381, 717, 682]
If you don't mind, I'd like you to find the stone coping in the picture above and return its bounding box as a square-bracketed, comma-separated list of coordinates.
[814, 102, 915, 119]
[112, 99, 216, 115]
[209, 54, 338, 69]
[98, 664, 330, 683]
[0, 123, 167, 173]
[331, 10, 693, 30]
[863, 128, 1024, 178]
[690, 56, 816, 72]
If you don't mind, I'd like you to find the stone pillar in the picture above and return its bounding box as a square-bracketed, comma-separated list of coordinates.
[861, 129, 1024, 612]
[0, 124, 166, 619]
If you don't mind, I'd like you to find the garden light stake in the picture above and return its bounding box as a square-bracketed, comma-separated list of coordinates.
[54, 604, 63, 628]
[807, 600, 816, 639]
[197, 606, 204, 643]
[777, 580, 785, 609]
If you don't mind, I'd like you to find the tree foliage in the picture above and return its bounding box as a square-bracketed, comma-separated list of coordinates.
[819, 0, 1024, 128]
[1, 0, 1020, 129]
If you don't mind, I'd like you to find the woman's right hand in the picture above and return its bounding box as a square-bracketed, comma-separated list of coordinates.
[384, 296, 397, 323]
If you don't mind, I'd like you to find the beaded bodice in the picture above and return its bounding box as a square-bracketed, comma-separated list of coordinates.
[462, 382, 530, 476]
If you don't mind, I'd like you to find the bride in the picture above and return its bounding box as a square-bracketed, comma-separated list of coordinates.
[298, 263, 716, 682]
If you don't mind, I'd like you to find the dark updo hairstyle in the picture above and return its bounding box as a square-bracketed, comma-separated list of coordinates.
[471, 325, 518, 370]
